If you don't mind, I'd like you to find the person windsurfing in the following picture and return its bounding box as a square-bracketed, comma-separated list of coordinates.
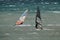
[16, 9, 29, 25]
[35, 6, 43, 30]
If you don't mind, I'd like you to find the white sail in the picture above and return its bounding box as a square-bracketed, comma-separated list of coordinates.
[19, 9, 28, 21]
[16, 9, 28, 25]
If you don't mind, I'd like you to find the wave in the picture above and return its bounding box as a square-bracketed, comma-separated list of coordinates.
[47, 24, 60, 26]
[52, 11, 60, 13]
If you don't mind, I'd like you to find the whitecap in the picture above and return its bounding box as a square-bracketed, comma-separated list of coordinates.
[4, 33, 10, 36]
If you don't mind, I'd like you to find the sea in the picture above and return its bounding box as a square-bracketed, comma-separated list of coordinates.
[0, 3, 60, 40]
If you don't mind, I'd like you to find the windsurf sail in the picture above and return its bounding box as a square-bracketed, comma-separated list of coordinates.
[16, 9, 28, 25]
[35, 6, 43, 30]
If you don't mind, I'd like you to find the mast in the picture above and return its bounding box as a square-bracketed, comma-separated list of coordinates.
[35, 6, 43, 30]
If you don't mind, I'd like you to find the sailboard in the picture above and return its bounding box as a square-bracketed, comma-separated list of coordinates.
[15, 9, 29, 26]
[35, 6, 43, 30]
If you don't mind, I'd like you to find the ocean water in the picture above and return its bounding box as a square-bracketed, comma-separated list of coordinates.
[0, 4, 60, 40]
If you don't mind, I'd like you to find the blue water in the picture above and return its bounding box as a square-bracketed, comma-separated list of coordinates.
[0, 2, 60, 40]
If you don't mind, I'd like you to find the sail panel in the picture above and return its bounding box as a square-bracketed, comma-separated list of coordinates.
[35, 6, 43, 29]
